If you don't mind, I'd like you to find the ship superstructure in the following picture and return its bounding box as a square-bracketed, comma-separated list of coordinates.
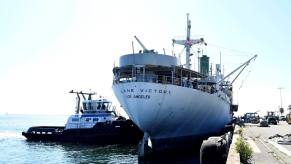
[65, 90, 119, 129]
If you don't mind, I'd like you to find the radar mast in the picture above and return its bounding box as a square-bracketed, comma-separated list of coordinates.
[172, 13, 206, 69]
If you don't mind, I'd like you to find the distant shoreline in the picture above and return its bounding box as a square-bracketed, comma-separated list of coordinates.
[0, 113, 70, 116]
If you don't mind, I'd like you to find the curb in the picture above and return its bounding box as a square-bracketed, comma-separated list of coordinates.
[226, 126, 240, 164]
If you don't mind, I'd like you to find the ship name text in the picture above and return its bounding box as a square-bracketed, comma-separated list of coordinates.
[120, 88, 171, 99]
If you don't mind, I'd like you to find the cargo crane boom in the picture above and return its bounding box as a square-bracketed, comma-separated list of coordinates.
[134, 36, 153, 53]
[218, 54, 258, 84]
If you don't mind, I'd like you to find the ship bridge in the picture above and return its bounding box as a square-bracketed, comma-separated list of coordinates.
[82, 99, 112, 113]
[113, 53, 206, 88]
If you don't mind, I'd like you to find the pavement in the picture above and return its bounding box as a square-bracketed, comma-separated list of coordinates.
[244, 121, 291, 164]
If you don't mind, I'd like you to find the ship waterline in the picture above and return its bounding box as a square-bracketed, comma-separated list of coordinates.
[112, 82, 232, 139]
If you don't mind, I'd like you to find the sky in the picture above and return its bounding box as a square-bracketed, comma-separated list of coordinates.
[0, 0, 291, 117]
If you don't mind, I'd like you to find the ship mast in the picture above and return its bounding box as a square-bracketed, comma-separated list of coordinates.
[185, 13, 192, 69]
[172, 13, 206, 69]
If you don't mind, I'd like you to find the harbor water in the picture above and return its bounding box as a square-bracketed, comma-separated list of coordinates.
[0, 114, 199, 163]
[0, 115, 138, 163]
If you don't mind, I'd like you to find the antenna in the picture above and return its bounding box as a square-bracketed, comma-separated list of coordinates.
[197, 48, 201, 72]
[210, 63, 213, 76]
[220, 51, 222, 67]
[132, 41, 135, 54]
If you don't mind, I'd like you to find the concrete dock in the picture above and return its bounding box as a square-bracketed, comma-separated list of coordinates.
[243, 122, 291, 164]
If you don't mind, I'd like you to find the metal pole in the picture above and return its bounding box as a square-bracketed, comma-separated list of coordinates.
[132, 41, 135, 54]
[278, 87, 283, 108]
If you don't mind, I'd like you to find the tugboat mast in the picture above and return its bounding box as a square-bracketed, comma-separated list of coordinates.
[173, 13, 206, 69]
[69, 90, 96, 114]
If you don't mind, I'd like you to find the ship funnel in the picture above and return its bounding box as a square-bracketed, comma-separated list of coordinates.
[199, 55, 209, 76]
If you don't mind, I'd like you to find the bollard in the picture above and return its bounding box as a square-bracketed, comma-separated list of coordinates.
[200, 136, 228, 164]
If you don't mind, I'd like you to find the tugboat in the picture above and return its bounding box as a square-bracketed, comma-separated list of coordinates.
[22, 90, 143, 144]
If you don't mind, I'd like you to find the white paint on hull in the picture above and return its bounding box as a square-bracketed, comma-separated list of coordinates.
[113, 82, 232, 139]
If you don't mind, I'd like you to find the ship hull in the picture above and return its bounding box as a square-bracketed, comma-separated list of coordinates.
[112, 82, 232, 142]
[22, 120, 143, 144]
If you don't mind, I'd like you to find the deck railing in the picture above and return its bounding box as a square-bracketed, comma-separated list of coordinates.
[114, 74, 186, 85]
[113, 74, 219, 94]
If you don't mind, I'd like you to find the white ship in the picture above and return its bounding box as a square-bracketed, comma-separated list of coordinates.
[112, 14, 257, 151]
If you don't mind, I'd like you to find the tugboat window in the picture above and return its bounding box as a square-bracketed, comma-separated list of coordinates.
[83, 102, 87, 110]
[101, 103, 106, 110]
[87, 102, 92, 110]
